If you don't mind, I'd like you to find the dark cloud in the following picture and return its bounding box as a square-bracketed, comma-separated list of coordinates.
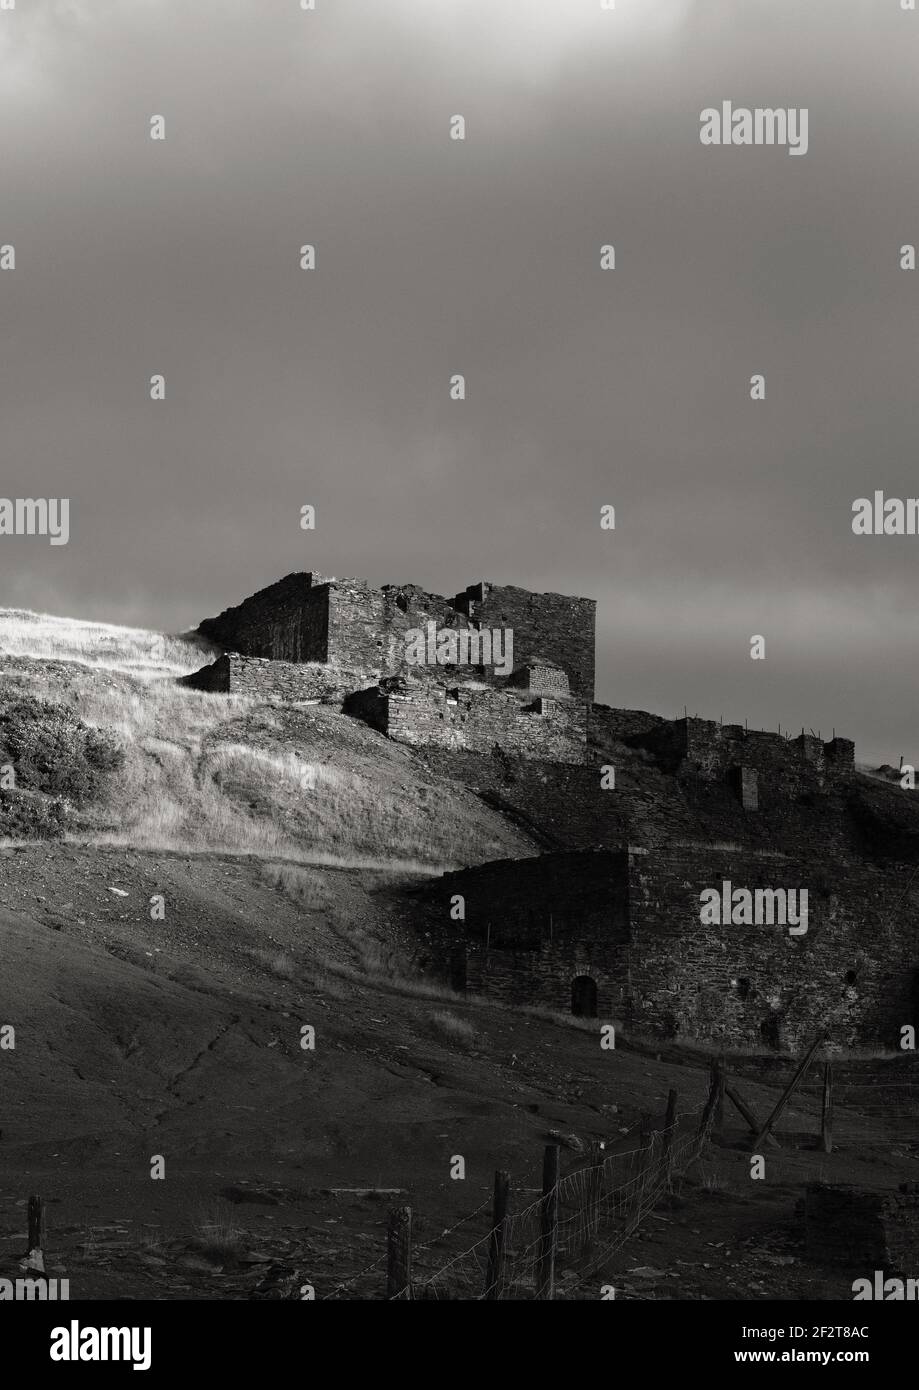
[1, 0, 917, 763]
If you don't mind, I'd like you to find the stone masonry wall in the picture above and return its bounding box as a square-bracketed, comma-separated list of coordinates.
[183, 652, 368, 703]
[626, 844, 919, 1051]
[347, 682, 588, 763]
[198, 572, 598, 704]
[325, 579, 461, 683]
[418, 850, 631, 1018]
[414, 748, 630, 850]
[634, 717, 855, 798]
[455, 582, 596, 702]
[509, 664, 571, 697]
[410, 835, 919, 1049]
[590, 704, 665, 744]
[198, 572, 331, 662]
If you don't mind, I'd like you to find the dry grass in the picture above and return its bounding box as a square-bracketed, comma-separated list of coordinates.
[191, 1211, 245, 1264]
[310, 972, 348, 1000]
[0, 608, 213, 678]
[699, 1168, 727, 1194]
[307, 936, 615, 1035]
[16, 677, 463, 868]
[0, 607, 533, 870]
[208, 744, 346, 797]
[70, 684, 484, 868]
[430, 1010, 478, 1048]
[261, 862, 336, 909]
[244, 947, 298, 980]
[311, 948, 463, 1002]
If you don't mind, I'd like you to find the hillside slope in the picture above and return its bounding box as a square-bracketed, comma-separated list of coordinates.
[2, 608, 918, 1302]
[0, 609, 537, 870]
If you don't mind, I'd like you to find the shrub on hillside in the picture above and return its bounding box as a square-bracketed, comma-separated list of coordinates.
[0, 789, 67, 840]
[0, 697, 124, 807]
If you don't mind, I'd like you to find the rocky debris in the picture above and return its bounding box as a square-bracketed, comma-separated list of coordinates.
[547, 1129, 585, 1153]
[220, 1186, 281, 1207]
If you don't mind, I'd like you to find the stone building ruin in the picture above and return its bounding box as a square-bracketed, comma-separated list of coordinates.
[191, 571, 595, 762]
[185, 567, 919, 1052]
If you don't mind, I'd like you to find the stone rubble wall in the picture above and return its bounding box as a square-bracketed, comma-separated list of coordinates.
[346, 682, 589, 764]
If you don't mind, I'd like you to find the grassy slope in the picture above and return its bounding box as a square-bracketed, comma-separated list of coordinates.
[0, 609, 536, 871]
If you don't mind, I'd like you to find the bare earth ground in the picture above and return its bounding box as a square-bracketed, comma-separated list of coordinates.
[1, 842, 916, 1300]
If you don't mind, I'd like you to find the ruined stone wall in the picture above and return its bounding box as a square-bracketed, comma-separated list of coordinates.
[805, 1184, 919, 1273]
[633, 717, 855, 803]
[590, 704, 665, 745]
[198, 572, 331, 662]
[348, 683, 589, 764]
[198, 571, 597, 702]
[411, 834, 919, 1049]
[626, 844, 919, 1052]
[183, 652, 367, 703]
[454, 582, 596, 701]
[326, 579, 464, 683]
[181, 653, 231, 692]
[414, 749, 629, 849]
[197, 573, 457, 681]
[510, 664, 571, 697]
[419, 850, 631, 1017]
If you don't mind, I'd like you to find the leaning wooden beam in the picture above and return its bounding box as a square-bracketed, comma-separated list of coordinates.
[725, 1084, 780, 1148]
[751, 1032, 826, 1151]
[327, 1187, 408, 1195]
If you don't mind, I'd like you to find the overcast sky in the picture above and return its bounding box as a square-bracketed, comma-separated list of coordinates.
[1, 0, 917, 764]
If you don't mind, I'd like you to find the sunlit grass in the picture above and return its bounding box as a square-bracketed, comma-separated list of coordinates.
[0, 608, 213, 678]
[0, 608, 531, 870]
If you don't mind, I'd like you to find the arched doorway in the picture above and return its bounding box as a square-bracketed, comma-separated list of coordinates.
[571, 975, 598, 1018]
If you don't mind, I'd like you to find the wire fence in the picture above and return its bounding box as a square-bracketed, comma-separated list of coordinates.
[406, 1094, 716, 1301]
[730, 1056, 919, 1148]
[324, 1050, 919, 1301]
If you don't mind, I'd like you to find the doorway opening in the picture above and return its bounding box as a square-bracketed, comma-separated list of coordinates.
[571, 975, 598, 1018]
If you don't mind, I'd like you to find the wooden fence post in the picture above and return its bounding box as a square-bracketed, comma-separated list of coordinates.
[713, 1056, 725, 1139]
[387, 1205, 412, 1299]
[697, 1059, 723, 1147]
[484, 1170, 509, 1300]
[536, 1144, 560, 1300]
[586, 1140, 604, 1240]
[821, 1062, 834, 1154]
[660, 1089, 678, 1183]
[27, 1194, 44, 1254]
